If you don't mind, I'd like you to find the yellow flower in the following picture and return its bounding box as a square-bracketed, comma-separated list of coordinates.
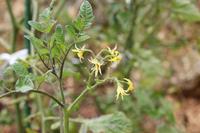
[124, 78, 134, 92]
[108, 56, 121, 62]
[116, 83, 128, 100]
[72, 45, 86, 62]
[107, 46, 121, 62]
[89, 58, 103, 77]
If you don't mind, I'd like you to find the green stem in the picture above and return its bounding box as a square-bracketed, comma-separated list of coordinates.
[125, 0, 139, 50]
[58, 43, 75, 133]
[62, 79, 107, 133]
[59, 43, 75, 79]
[36, 94, 46, 133]
[0, 90, 64, 107]
[6, 0, 19, 53]
[11, 28, 18, 53]
[24, 0, 32, 129]
[59, 79, 69, 133]
[24, 0, 32, 53]
[58, 42, 89, 133]
[59, 80, 65, 105]
[14, 95, 25, 133]
[67, 86, 90, 113]
[63, 85, 91, 133]
[68, 78, 114, 113]
[63, 108, 70, 133]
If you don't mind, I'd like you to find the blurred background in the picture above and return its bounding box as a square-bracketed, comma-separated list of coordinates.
[1, 0, 200, 133]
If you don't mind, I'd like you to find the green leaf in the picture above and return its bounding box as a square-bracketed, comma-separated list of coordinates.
[51, 45, 61, 58]
[50, 24, 66, 57]
[2, 67, 15, 89]
[12, 63, 28, 77]
[79, 112, 132, 133]
[28, 20, 56, 33]
[39, 49, 49, 55]
[28, 6, 56, 33]
[66, 25, 76, 38]
[76, 34, 90, 43]
[54, 24, 65, 45]
[76, 0, 94, 30]
[25, 35, 44, 48]
[39, 8, 52, 21]
[74, 18, 86, 31]
[173, 0, 200, 22]
[25, 35, 49, 55]
[15, 76, 34, 93]
[3, 66, 15, 80]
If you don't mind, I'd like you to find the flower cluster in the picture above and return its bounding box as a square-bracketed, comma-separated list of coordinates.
[72, 45, 121, 77]
[72, 44, 135, 100]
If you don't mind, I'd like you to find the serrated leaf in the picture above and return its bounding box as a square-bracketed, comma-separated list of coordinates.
[28, 6, 56, 33]
[173, 0, 200, 22]
[74, 18, 86, 31]
[76, 34, 90, 43]
[25, 35, 49, 55]
[80, 112, 132, 133]
[66, 25, 76, 38]
[15, 76, 34, 93]
[28, 20, 56, 33]
[76, 0, 94, 30]
[51, 45, 61, 58]
[12, 63, 28, 77]
[54, 24, 65, 45]
[25, 35, 44, 48]
[51, 42, 66, 59]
